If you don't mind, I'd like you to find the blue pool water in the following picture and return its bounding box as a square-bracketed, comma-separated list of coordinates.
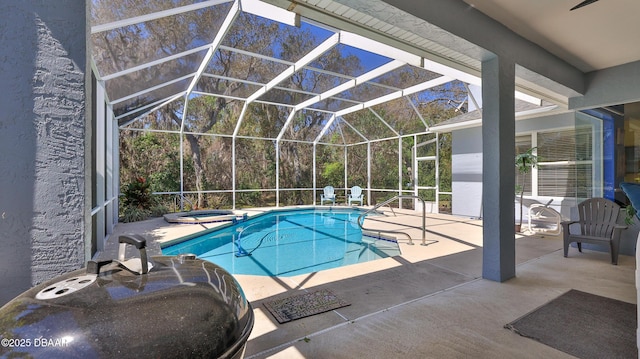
[162, 208, 401, 276]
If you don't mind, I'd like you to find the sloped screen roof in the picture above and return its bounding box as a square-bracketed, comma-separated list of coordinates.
[91, 0, 473, 144]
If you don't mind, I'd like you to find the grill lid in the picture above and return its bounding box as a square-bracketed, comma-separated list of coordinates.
[0, 235, 254, 358]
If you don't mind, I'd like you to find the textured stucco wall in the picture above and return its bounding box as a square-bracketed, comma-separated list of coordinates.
[0, 1, 87, 305]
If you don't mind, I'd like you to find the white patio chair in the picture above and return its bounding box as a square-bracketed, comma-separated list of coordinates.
[348, 186, 363, 206]
[320, 186, 336, 205]
[527, 199, 563, 235]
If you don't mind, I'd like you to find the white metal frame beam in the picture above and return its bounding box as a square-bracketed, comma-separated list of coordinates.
[111, 74, 195, 105]
[91, 0, 233, 34]
[294, 59, 405, 111]
[246, 33, 340, 103]
[339, 31, 422, 67]
[101, 45, 210, 81]
[339, 116, 369, 142]
[368, 108, 400, 137]
[405, 97, 429, 129]
[313, 114, 337, 143]
[117, 92, 186, 127]
[336, 75, 454, 117]
[185, 1, 241, 97]
[240, 0, 299, 27]
[275, 110, 297, 142]
[95, 83, 106, 252]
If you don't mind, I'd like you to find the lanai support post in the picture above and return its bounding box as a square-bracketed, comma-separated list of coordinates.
[481, 55, 516, 282]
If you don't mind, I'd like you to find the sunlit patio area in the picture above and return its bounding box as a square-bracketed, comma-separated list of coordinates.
[104, 208, 636, 358]
[4, 0, 640, 357]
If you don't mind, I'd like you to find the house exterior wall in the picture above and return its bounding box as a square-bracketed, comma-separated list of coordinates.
[452, 112, 577, 219]
[516, 112, 576, 133]
[452, 127, 483, 218]
[451, 111, 637, 256]
[0, 1, 88, 305]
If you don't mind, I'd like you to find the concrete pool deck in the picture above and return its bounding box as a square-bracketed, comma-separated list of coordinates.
[102, 207, 636, 358]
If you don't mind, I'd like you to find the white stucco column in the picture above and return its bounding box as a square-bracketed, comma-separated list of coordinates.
[481, 55, 516, 282]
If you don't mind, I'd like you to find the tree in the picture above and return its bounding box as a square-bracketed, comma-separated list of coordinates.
[119, 131, 182, 192]
[107, 1, 466, 212]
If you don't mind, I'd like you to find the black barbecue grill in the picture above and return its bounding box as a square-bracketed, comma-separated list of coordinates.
[0, 234, 254, 358]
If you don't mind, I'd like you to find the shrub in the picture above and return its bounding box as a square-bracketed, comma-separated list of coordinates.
[122, 177, 153, 209]
[121, 207, 151, 223]
[150, 204, 170, 218]
[119, 177, 167, 222]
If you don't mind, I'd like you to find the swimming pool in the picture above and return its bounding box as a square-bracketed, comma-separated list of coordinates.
[162, 208, 401, 277]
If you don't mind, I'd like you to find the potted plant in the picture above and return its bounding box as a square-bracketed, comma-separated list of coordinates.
[515, 147, 537, 232]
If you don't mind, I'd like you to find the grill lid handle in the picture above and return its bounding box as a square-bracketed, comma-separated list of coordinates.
[85, 235, 152, 275]
[119, 234, 146, 249]
[117, 234, 151, 275]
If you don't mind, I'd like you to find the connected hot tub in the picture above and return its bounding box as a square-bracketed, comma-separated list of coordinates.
[164, 209, 245, 224]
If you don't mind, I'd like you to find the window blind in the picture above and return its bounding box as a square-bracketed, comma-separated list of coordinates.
[537, 127, 592, 198]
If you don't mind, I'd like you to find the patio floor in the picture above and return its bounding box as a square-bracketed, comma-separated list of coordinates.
[103, 207, 637, 359]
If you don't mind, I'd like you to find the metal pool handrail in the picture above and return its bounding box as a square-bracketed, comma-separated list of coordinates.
[357, 195, 427, 246]
[173, 194, 195, 212]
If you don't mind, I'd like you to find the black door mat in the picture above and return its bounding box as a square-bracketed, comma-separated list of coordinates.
[263, 289, 350, 324]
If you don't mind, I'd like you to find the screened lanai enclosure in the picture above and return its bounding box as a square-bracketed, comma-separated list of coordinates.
[91, 0, 489, 223]
[89, 0, 553, 233]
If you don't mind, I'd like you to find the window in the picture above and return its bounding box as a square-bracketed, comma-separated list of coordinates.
[516, 127, 593, 198]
